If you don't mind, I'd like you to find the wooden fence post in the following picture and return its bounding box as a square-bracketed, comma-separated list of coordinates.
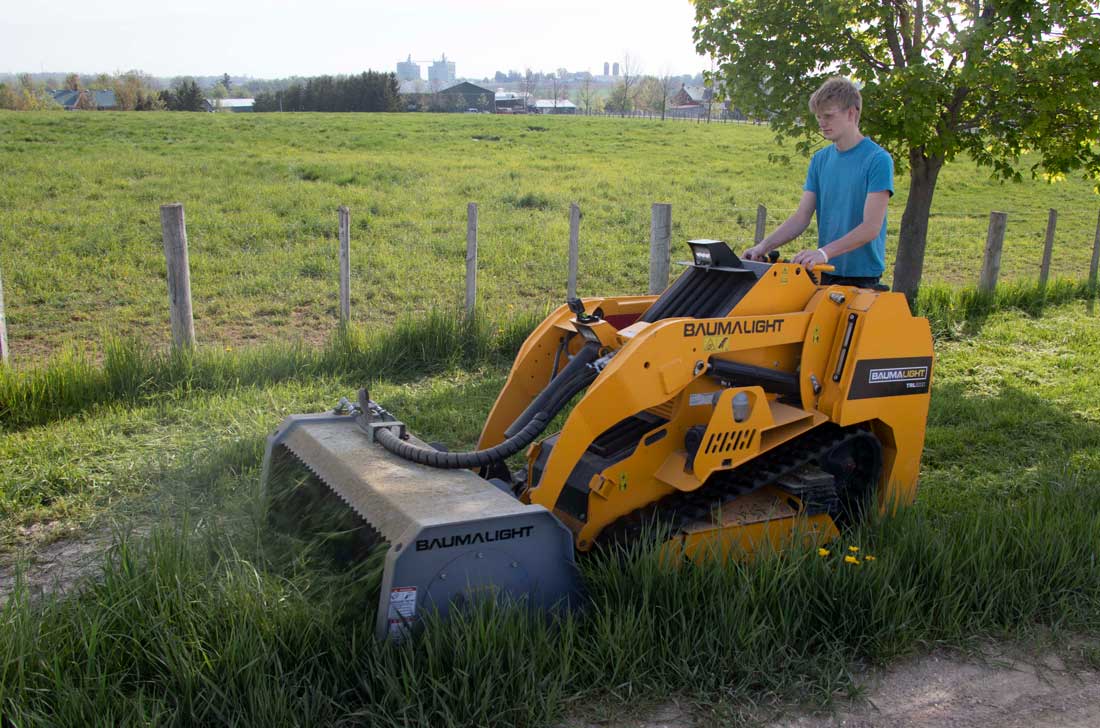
[979, 211, 1008, 294]
[568, 202, 580, 299]
[0, 264, 8, 365]
[754, 204, 767, 244]
[338, 206, 351, 326]
[649, 203, 672, 294]
[465, 202, 478, 316]
[1090, 208, 1100, 290]
[1039, 208, 1057, 288]
[159, 203, 195, 349]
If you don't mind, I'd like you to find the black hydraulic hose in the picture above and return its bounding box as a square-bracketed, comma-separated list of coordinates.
[375, 412, 550, 469]
[375, 347, 602, 469]
[540, 367, 598, 419]
[503, 341, 601, 438]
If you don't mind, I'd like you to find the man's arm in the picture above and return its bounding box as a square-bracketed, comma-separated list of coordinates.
[791, 190, 890, 269]
[742, 191, 816, 261]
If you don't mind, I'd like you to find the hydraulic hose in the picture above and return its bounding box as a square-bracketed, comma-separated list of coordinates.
[503, 341, 601, 438]
[374, 412, 550, 469]
[375, 343, 601, 469]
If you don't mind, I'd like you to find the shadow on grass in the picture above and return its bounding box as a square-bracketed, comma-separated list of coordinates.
[923, 379, 1100, 515]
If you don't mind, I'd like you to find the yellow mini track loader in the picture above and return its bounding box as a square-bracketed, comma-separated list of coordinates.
[262, 240, 934, 640]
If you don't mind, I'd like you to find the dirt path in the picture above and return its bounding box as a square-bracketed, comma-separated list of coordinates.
[569, 647, 1100, 728]
[773, 649, 1100, 728]
[0, 529, 115, 608]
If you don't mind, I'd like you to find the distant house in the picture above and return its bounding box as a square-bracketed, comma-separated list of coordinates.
[204, 98, 255, 112]
[494, 90, 527, 113]
[398, 80, 494, 112]
[438, 81, 495, 112]
[669, 84, 707, 111]
[670, 84, 711, 107]
[51, 89, 117, 110]
[668, 84, 721, 119]
[533, 99, 577, 115]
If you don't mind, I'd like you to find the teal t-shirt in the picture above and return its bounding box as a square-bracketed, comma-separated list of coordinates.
[803, 137, 894, 277]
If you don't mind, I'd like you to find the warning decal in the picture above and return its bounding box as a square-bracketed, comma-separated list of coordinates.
[702, 335, 730, 353]
[387, 586, 418, 641]
[689, 391, 720, 407]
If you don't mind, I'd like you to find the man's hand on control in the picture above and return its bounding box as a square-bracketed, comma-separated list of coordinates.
[742, 244, 768, 261]
[792, 248, 828, 270]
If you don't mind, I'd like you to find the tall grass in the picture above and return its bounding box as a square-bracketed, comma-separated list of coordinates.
[2, 475, 1099, 726]
[916, 277, 1098, 339]
[0, 308, 543, 430]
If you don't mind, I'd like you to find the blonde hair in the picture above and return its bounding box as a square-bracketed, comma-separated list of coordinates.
[808, 77, 862, 114]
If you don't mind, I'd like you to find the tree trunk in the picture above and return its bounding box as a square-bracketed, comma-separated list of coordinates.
[891, 148, 944, 304]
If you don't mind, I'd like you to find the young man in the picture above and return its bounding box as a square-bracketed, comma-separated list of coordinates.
[742, 77, 893, 287]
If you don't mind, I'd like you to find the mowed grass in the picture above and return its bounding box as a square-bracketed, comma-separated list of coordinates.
[1, 300, 1099, 725]
[2, 110, 1099, 363]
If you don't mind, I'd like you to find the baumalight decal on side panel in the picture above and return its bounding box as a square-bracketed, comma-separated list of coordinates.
[847, 357, 933, 400]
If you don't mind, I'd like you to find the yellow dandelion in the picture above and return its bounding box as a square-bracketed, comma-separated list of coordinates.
[864, 555, 875, 562]
[844, 555, 860, 565]
[817, 548, 830, 557]
[848, 545, 860, 553]
[225, 346, 233, 352]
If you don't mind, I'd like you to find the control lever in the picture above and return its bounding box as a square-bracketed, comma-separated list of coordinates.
[567, 297, 599, 323]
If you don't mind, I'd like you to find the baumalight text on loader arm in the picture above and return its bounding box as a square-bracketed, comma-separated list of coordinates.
[261, 240, 934, 641]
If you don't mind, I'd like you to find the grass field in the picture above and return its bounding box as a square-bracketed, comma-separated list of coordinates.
[2, 111, 1099, 364]
[1, 299, 1099, 725]
[2, 110, 1100, 725]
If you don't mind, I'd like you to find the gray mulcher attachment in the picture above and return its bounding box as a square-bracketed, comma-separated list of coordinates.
[261, 405, 583, 641]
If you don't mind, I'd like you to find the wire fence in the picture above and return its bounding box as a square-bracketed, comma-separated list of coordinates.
[575, 109, 757, 124]
[2, 199, 1098, 363]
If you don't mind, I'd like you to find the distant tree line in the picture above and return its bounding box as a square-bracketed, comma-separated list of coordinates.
[0, 74, 59, 110]
[0, 71, 165, 111]
[253, 72, 400, 112]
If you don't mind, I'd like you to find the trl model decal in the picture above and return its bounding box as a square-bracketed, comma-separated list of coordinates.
[847, 357, 933, 400]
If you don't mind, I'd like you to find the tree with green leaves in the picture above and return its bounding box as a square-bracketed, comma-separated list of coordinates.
[694, 1, 1100, 299]
[252, 72, 400, 112]
[160, 78, 206, 111]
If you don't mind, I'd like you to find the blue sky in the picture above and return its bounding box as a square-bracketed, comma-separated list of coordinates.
[3, 0, 708, 79]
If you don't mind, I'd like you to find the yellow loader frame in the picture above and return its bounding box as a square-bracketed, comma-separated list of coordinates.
[477, 261, 933, 557]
